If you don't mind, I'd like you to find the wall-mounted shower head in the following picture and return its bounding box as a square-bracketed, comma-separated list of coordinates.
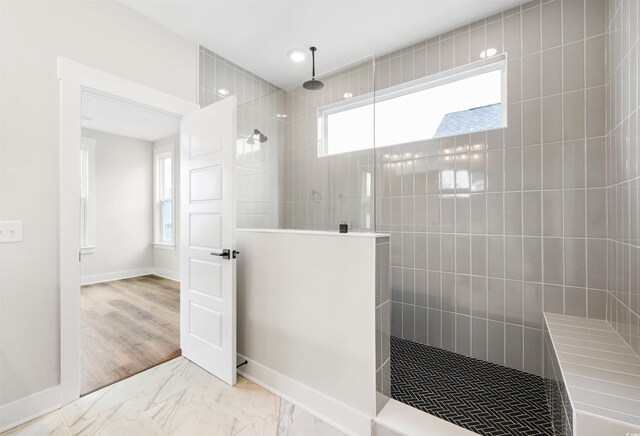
[303, 47, 324, 91]
[246, 128, 268, 145]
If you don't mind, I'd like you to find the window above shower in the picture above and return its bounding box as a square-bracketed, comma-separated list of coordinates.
[318, 55, 507, 157]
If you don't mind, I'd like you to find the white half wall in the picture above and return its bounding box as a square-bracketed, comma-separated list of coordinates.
[0, 0, 197, 416]
[236, 229, 386, 436]
[80, 129, 153, 283]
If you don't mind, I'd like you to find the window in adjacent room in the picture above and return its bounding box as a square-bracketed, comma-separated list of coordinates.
[80, 137, 97, 253]
[154, 143, 175, 246]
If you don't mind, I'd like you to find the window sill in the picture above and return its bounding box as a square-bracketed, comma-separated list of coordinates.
[152, 242, 176, 251]
[80, 246, 96, 254]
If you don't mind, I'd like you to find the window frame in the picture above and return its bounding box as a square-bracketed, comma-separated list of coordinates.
[80, 136, 97, 254]
[317, 54, 508, 157]
[153, 142, 175, 248]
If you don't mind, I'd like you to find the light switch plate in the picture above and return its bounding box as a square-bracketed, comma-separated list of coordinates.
[0, 221, 23, 243]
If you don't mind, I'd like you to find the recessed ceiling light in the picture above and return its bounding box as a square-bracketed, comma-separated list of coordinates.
[217, 88, 229, 96]
[480, 48, 498, 58]
[287, 48, 306, 62]
[343, 92, 353, 99]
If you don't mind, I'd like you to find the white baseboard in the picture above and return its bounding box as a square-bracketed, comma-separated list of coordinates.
[81, 267, 154, 285]
[81, 267, 180, 285]
[0, 385, 60, 433]
[151, 268, 180, 281]
[237, 354, 372, 436]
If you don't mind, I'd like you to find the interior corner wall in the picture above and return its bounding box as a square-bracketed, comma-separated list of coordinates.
[605, 0, 640, 355]
[80, 129, 154, 284]
[152, 134, 181, 280]
[199, 47, 285, 230]
[0, 0, 197, 408]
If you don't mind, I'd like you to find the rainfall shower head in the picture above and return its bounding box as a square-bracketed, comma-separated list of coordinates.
[246, 128, 268, 145]
[303, 47, 324, 91]
[303, 78, 324, 90]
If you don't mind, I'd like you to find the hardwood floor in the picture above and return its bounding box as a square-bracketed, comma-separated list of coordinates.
[81, 275, 180, 395]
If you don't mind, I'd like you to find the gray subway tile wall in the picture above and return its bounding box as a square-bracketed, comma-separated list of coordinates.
[378, 0, 608, 376]
[376, 237, 391, 413]
[607, 0, 640, 355]
[200, 46, 286, 230]
[198, 0, 613, 376]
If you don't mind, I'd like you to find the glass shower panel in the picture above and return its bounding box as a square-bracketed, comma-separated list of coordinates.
[283, 54, 376, 232]
[235, 54, 376, 232]
[236, 88, 287, 229]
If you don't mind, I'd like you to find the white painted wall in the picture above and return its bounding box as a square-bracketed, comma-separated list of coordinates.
[80, 129, 154, 284]
[236, 229, 383, 436]
[0, 0, 197, 409]
[79, 131, 181, 284]
[152, 134, 180, 280]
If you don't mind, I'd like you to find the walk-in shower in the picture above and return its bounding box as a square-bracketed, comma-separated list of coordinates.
[197, 0, 618, 429]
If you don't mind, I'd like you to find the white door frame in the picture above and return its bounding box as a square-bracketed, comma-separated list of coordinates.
[58, 57, 199, 405]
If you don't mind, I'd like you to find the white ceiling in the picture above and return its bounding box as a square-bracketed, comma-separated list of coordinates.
[120, 0, 528, 89]
[81, 93, 181, 142]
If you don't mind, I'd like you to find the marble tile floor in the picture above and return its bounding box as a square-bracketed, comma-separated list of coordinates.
[2, 357, 346, 436]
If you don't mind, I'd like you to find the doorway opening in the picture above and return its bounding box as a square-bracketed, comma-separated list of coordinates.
[60, 58, 237, 405]
[79, 91, 182, 395]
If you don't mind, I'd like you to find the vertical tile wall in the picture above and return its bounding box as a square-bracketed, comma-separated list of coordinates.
[375, 237, 391, 414]
[199, 0, 611, 375]
[200, 47, 287, 229]
[606, 0, 640, 355]
[377, 0, 608, 375]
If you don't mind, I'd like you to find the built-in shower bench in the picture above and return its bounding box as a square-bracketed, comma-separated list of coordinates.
[543, 313, 640, 436]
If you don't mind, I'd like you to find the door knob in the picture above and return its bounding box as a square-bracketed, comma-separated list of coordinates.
[210, 249, 239, 260]
[211, 249, 231, 259]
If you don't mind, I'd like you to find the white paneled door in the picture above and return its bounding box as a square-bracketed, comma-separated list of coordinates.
[180, 96, 237, 385]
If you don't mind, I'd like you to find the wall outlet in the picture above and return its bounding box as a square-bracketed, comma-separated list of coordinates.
[0, 221, 23, 243]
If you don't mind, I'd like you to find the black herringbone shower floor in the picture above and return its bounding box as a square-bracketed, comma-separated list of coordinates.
[391, 336, 554, 436]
